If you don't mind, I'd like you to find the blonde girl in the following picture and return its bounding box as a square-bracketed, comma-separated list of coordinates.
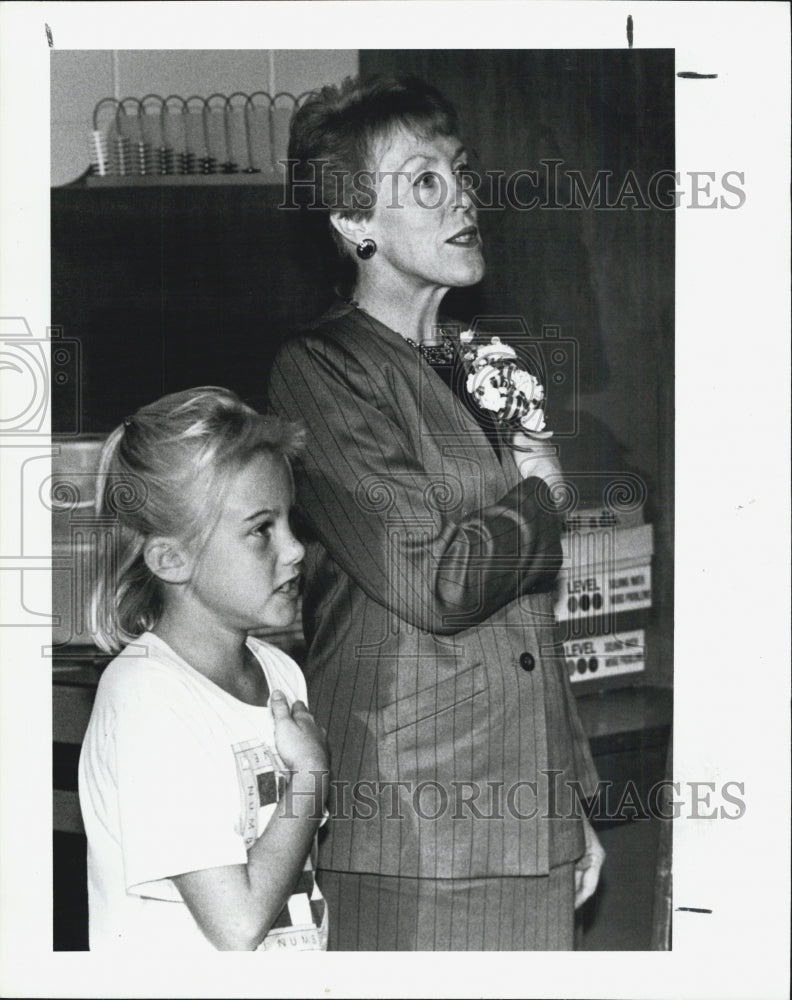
[78, 387, 329, 952]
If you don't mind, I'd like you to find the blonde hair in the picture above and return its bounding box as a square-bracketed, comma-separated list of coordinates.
[89, 387, 304, 653]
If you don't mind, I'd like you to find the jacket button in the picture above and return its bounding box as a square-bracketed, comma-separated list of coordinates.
[519, 651, 536, 672]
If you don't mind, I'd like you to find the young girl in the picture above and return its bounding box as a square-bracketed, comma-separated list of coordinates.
[78, 387, 329, 952]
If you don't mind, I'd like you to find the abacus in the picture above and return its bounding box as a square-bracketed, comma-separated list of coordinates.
[87, 91, 310, 184]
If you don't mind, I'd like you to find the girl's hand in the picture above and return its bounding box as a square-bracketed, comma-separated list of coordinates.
[512, 431, 563, 485]
[173, 691, 330, 950]
[270, 691, 329, 774]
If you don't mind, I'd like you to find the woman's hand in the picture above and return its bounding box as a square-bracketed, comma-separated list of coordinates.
[271, 691, 329, 774]
[511, 431, 563, 485]
[574, 816, 606, 908]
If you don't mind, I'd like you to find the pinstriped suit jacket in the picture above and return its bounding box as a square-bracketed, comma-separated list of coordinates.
[267, 302, 599, 879]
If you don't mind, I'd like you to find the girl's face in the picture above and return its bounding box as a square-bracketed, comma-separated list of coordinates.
[186, 452, 304, 635]
[363, 128, 485, 293]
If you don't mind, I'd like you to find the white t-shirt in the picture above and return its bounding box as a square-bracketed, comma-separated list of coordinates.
[78, 632, 328, 952]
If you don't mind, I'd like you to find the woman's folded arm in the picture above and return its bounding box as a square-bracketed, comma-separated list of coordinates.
[268, 335, 562, 635]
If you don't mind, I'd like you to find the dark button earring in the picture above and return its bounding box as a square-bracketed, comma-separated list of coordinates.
[356, 238, 377, 260]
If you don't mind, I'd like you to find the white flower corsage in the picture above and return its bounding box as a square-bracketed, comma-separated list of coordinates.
[459, 333, 552, 441]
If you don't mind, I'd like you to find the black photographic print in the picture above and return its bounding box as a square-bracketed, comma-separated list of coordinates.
[1, 4, 789, 999]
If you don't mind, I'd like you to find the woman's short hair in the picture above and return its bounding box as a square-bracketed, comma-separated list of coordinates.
[288, 75, 460, 248]
[89, 387, 304, 653]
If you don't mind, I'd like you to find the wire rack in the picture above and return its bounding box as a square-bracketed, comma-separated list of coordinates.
[86, 91, 312, 185]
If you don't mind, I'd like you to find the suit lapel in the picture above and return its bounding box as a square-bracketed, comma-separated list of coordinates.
[326, 303, 520, 507]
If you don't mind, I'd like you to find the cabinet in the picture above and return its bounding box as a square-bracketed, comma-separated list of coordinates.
[575, 687, 673, 950]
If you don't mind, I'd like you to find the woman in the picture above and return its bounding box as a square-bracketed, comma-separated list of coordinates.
[267, 75, 604, 951]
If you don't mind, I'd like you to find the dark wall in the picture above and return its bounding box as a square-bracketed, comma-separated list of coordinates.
[51, 183, 338, 433]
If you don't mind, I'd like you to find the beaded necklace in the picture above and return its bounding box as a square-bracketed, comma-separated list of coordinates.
[404, 335, 457, 366]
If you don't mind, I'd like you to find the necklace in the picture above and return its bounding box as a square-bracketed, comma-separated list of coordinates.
[404, 336, 457, 366]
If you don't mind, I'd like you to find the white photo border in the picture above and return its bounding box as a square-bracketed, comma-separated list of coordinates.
[1, 2, 789, 998]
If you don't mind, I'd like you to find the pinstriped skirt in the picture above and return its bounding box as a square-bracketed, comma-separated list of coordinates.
[318, 863, 575, 951]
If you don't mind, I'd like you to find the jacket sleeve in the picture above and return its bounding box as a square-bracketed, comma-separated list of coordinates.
[267, 333, 562, 636]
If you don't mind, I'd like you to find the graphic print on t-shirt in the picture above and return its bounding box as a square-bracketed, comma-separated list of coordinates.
[232, 737, 328, 950]
[233, 737, 287, 848]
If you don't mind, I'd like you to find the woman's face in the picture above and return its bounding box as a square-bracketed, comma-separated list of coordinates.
[362, 127, 485, 292]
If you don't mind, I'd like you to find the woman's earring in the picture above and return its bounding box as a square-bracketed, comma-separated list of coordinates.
[356, 238, 377, 260]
